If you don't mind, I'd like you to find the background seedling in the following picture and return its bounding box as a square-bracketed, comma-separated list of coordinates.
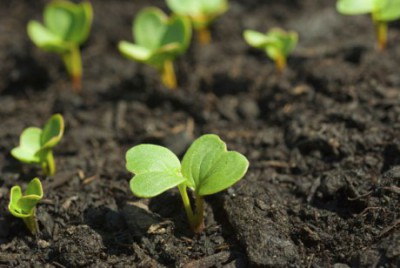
[166, 0, 228, 44]
[244, 28, 298, 73]
[8, 178, 44, 235]
[27, 0, 93, 91]
[118, 7, 191, 90]
[336, 0, 400, 50]
[11, 114, 64, 176]
[126, 134, 249, 233]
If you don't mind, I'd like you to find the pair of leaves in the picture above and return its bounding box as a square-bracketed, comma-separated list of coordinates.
[337, 0, 400, 21]
[118, 7, 191, 69]
[11, 114, 64, 164]
[126, 134, 249, 198]
[27, 0, 93, 53]
[244, 28, 298, 61]
[8, 178, 43, 218]
[166, 0, 228, 29]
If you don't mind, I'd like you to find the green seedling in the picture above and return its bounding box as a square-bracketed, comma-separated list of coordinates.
[243, 28, 298, 73]
[126, 134, 249, 233]
[118, 7, 191, 90]
[166, 0, 228, 44]
[11, 114, 64, 176]
[337, 0, 400, 51]
[8, 178, 44, 235]
[27, 0, 93, 91]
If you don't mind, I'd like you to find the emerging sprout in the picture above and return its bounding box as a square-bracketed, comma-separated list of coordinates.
[336, 0, 400, 51]
[166, 0, 228, 44]
[11, 114, 64, 176]
[118, 7, 192, 90]
[27, 0, 93, 91]
[243, 28, 298, 73]
[126, 134, 249, 233]
[8, 178, 44, 235]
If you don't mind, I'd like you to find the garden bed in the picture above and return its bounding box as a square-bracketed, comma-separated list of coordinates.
[0, 0, 399, 266]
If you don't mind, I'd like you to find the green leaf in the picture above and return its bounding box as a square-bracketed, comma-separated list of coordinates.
[27, 21, 70, 53]
[11, 127, 42, 163]
[126, 144, 185, 198]
[118, 41, 152, 62]
[336, 0, 374, 15]
[134, 7, 168, 50]
[374, 0, 400, 21]
[265, 28, 298, 60]
[8, 178, 43, 219]
[243, 30, 274, 49]
[40, 113, 64, 149]
[181, 134, 249, 196]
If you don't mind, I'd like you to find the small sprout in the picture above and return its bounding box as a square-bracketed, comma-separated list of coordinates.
[27, 0, 93, 91]
[243, 28, 298, 73]
[166, 0, 228, 44]
[126, 134, 249, 233]
[336, 0, 400, 51]
[8, 178, 44, 235]
[11, 114, 64, 176]
[118, 7, 192, 90]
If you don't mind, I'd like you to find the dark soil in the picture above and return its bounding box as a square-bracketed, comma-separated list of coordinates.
[1, 0, 400, 267]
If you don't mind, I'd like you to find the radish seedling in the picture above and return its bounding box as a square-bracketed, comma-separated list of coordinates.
[118, 7, 191, 90]
[11, 114, 64, 176]
[337, 0, 400, 50]
[8, 178, 43, 235]
[126, 134, 249, 233]
[166, 0, 228, 44]
[27, 0, 93, 91]
[244, 28, 298, 72]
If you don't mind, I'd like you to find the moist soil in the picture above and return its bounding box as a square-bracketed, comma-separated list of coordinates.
[1, 0, 400, 267]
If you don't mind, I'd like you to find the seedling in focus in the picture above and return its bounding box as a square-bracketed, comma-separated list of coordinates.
[118, 7, 191, 90]
[27, 0, 93, 91]
[244, 28, 298, 73]
[8, 178, 44, 235]
[166, 0, 228, 44]
[126, 134, 249, 233]
[11, 114, 64, 176]
[336, 0, 400, 50]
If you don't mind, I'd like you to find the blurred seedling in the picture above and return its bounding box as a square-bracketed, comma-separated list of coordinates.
[8, 178, 44, 235]
[118, 7, 191, 90]
[166, 0, 228, 44]
[11, 114, 64, 176]
[27, 0, 93, 91]
[126, 134, 249, 233]
[244, 28, 298, 72]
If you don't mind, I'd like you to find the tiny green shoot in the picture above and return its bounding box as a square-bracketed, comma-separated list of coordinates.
[11, 114, 64, 176]
[243, 28, 298, 73]
[8, 178, 44, 235]
[118, 7, 192, 90]
[126, 134, 249, 233]
[27, 0, 93, 91]
[166, 0, 228, 44]
[336, 0, 400, 51]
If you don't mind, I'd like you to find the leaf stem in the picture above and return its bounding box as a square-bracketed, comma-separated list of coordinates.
[275, 55, 286, 73]
[178, 184, 194, 223]
[178, 185, 205, 233]
[160, 60, 177, 90]
[196, 27, 211, 45]
[40, 150, 55, 176]
[62, 45, 82, 92]
[22, 211, 38, 235]
[374, 20, 387, 51]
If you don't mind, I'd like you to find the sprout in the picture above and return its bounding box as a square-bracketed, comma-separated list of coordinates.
[8, 178, 44, 235]
[27, 0, 93, 91]
[11, 114, 64, 176]
[118, 7, 192, 90]
[126, 134, 249, 233]
[336, 0, 400, 50]
[166, 0, 228, 44]
[243, 28, 298, 73]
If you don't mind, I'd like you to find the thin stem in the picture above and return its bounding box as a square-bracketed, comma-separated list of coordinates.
[160, 60, 177, 90]
[275, 55, 286, 73]
[22, 212, 38, 235]
[40, 150, 55, 176]
[62, 45, 82, 92]
[178, 184, 195, 224]
[196, 27, 212, 45]
[192, 193, 205, 233]
[374, 20, 387, 51]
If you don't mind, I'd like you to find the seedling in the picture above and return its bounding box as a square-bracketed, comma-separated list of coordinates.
[118, 7, 191, 90]
[337, 0, 400, 50]
[243, 28, 298, 72]
[11, 114, 64, 176]
[166, 0, 228, 44]
[27, 0, 93, 91]
[126, 134, 249, 233]
[8, 178, 44, 235]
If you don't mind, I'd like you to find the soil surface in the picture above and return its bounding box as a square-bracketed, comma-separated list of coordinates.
[1, 0, 400, 267]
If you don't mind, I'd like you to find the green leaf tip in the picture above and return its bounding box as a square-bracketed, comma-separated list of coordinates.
[11, 114, 64, 176]
[8, 178, 43, 219]
[336, 0, 400, 21]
